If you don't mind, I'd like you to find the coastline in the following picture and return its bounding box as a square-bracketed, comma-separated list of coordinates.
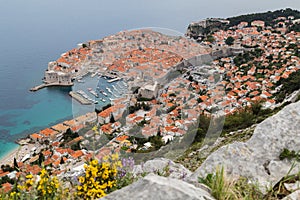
[0, 143, 36, 166]
[0, 145, 20, 166]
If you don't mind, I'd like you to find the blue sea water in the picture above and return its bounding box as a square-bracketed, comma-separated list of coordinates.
[0, 0, 299, 159]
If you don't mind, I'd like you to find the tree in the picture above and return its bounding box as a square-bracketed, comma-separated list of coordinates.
[110, 113, 116, 123]
[60, 157, 65, 165]
[206, 35, 215, 43]
[13, 158, 19, 172]
[157, 126, 162, 137]
[225, 36, 235, 46]
[38, 152, 45, 166]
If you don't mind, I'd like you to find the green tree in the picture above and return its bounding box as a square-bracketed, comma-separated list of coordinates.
[206, 35, 215, 43]
[110, 113, 116, 123]
[225, 36, 235, 46]
[13, 157, 19, 172]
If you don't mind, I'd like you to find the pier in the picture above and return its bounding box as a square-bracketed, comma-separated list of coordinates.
[69, 91, 92, 105]
[30, 84, 47, 91]
[30, 82, 73, 92]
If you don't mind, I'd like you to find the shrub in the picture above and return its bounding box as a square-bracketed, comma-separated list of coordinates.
[76, 154, 121, 199]
[3, 168, 64, 200]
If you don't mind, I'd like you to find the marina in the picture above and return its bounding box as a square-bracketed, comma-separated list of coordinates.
[67, 74, 128, 107]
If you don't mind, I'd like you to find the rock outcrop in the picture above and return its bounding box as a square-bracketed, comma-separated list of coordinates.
[133, 158, 192, 180]
[102, 173, 215, 200]
[283, 190, 300, 200]
[188, 101, 300, 190]
[186, 18, 229, 41]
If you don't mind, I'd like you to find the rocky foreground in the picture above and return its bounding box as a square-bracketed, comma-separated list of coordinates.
[101, 100, 300, 199]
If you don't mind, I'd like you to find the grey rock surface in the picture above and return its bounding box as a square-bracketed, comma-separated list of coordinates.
[133, 157, 192, 180]
[102, 173, 215, 200]
[188, 101, 300, 190]
[284, 181, 300, 192]
[282, 190, 300, 200]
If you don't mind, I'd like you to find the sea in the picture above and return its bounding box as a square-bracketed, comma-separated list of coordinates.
[0, 0, 298, 159]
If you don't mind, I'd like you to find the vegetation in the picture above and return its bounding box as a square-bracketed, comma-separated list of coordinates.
[276, 70, 300, 102]
[198, 165, 300, 199]
[0, 154, 140, 200]
[288, 23, 300, 32]
[205, 35, 215, 43]
[265, 163, 300, 199]
[129, 133, 164, 152]
[233, 48, 264, 66]
[1, 168, 66, 200]
[59, 128, 81, 151]
[279, 148, 300, 161]
[191, 101, 277, 142]
[77, 155, 121, 199]
[0, 176, 14, 185]
[226, 8, 300, 27]
[225, 36, 235, 46]
[177, 101, 289, 171]
[1, 165, 14, 173]
[199, 166, 263, 200]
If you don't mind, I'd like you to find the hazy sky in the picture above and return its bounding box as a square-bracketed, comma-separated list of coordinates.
[1, 0, 299, 33]
[0, 0, 299, 50]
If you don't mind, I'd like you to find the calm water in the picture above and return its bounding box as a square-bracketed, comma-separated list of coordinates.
[0, 0, 299, 159]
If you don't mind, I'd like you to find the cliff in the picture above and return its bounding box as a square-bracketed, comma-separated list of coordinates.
[188, 100, 300, 191]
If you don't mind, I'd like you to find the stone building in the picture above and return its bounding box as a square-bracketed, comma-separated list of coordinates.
[139, 81, 159, 99]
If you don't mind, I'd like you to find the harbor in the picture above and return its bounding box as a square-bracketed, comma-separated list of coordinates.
[68, 75, 128, 107]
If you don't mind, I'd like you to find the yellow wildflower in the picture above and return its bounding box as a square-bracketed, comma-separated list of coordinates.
[79, 176, 85, 183]
[91, 159, 98, 166]
[26, 174, 33, 179]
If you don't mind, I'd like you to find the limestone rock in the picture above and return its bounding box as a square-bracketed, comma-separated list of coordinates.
[188, 101, 300, 190]
[284, 181, 300, 192]
[133, 158, 191, 180]
[282, 190, 300, 200]
[102, 173, 215, 200]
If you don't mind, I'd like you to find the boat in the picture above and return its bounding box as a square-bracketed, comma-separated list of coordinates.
[99, 90, 108, 96]
[106, 87, 113, 94]
[89, 90, 99, 98]
[91, 72, 97, 78]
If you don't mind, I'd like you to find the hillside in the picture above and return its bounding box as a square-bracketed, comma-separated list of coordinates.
[227, 8, 300, 27]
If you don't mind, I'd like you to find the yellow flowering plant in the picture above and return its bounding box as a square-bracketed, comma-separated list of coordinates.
[36, 168, 60, 199]
[76, 153, 122, 199]
[5, 169, 62, 200]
